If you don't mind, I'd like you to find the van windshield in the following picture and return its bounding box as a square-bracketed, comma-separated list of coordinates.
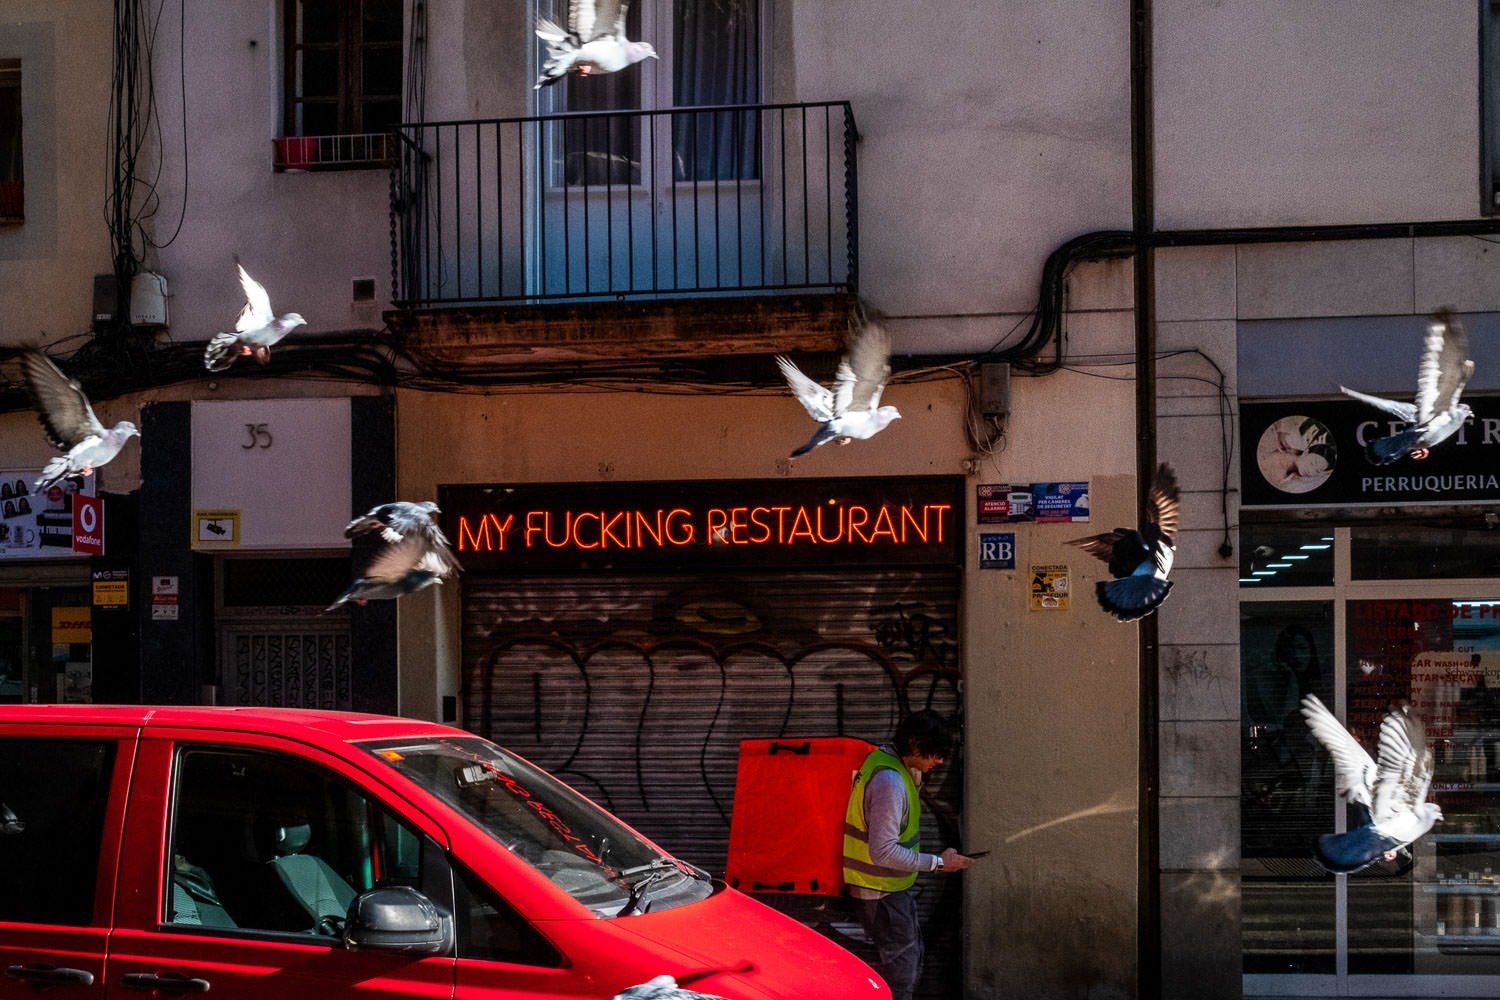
[362, 736, 711, 916]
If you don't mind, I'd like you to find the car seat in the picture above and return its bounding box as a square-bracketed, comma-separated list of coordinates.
[256, 819, 358, 934]
[169, 853, 238, 928]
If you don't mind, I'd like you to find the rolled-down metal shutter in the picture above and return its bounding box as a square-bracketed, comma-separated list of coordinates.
[461, 567, 962, 997]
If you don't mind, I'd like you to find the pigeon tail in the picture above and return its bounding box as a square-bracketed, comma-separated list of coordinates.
[1367, 428, 1422, 466]
[34, 455, 74, 492]
[204, 332, 240, 372]
[1314, 824, 1404, 875]
[534, 18, 579, 89]
[325, 569, 441, 613]
[790, 425, 840, 457]
[1095, 576, 1173, 622]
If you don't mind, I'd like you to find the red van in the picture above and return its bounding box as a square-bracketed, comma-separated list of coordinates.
[0, 705, 888, 999]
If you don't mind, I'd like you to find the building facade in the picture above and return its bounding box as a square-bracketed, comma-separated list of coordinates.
[4, 2, 1500, 998]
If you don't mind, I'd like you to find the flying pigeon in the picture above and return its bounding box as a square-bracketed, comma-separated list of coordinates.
[1299, 694, 1442, 875]
[776, 322, 901, 458]
[1066, 463, 1179, 622]
[1339, 308, 1474, 465]
[533, 0, 658, 90]
[611, 976, 727, 1000]
[326, 501, 461, 612]
[204, 263, 306, 371]
[19, 350, 139, 492]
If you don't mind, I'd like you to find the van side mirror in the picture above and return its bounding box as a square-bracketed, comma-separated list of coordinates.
[342, 886, 453, 954]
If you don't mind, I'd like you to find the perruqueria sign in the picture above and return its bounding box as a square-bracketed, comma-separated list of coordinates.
[439, 477, 963, 572]
[1240, 397, 1500, 508]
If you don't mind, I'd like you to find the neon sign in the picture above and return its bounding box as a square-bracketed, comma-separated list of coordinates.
[441, 477, 963, 571]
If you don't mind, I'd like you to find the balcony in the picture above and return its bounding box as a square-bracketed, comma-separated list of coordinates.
[384, 102, 860, 362]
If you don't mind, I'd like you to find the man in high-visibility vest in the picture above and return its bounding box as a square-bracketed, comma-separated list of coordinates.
[842, 710, 972, 1000]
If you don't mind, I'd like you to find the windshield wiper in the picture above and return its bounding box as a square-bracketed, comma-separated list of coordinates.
[615, 859, 702, 916]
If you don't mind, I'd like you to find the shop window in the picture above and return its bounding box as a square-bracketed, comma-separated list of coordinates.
[1244, 526, 1500, 985]
[0, 59, 21, 223]
[1351, 525, 1500, 581]
[1240, 600, 1336, 974]
[280, 0, 401, 169]
[1239, 523, 1335, 588]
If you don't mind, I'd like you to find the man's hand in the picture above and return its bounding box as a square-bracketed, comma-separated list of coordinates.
[940, 847, 972, 872]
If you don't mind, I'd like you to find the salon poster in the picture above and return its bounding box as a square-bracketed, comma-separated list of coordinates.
[0, 470, 96, 559]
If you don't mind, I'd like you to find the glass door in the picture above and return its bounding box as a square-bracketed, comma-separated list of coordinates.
[1242, 523, 1500, 996]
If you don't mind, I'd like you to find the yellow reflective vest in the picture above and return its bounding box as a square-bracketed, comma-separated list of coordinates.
[842, 747, 920, 892]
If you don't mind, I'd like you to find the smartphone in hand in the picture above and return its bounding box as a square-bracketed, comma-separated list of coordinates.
[963, 850, 990, 859]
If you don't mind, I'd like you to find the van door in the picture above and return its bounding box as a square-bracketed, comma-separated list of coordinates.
[104, 733, 456, 999]
[0, 726, 135, 997]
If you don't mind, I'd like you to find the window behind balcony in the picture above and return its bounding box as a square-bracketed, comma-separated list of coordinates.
[283, 0, 401, 166]
[545, 0, 761, 186]
[0, 59, 21, 222]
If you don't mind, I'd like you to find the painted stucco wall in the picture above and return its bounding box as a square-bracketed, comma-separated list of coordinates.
[1155, 2, 1480, 228]
[0, 4, 112, 344]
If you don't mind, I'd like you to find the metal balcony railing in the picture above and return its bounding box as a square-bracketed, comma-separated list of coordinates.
[390, 101, 858, 307]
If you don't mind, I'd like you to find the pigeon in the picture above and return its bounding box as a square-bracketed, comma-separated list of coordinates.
[533, 0, 658, 90]
[611, 975, 728, 1000]
[1339, 308, 1474, 465]
[776, 321, 901, 458]
[1299, 694, 1442, 875]
[326, 501, 461, 612]
[19, 349, 139, 492]
[1066, 463, 1179, 622]
[204, 263, 307, 371]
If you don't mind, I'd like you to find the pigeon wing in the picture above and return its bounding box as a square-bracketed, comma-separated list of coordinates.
[359, 534, 428, 584]
[1370, 707, 1433, 826]
[776, 356, 836, 422]
[1414, 309, 1474, 424]
[570, 0, 626, 42]
[842, 322, 892, 413]
[1340, 385, 1416, 423]
[1148, 462, 1180, 543]
[234, 264, 274, 334]
[21, 350, 104, 450]
[415, 519, 463, 577]
[1067, 530, 1125, 565]
[1300, 694, 1377, 809]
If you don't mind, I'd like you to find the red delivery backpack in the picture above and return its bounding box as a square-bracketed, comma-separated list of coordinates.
[724, 736, 875, 896]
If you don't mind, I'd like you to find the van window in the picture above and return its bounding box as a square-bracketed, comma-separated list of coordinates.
[364, 736, 713, 917]
[0, 738, 115, 926]
[452, 861, 563, 966]
[167, 745, 445, 937]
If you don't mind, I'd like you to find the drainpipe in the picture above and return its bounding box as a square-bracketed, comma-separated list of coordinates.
[1130, 1, 1162, 997]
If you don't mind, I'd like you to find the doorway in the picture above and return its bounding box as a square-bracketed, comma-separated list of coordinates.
[1241, 522, 1500, 996]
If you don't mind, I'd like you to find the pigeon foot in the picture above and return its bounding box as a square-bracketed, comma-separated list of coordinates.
[1412, 448, 1430, 460]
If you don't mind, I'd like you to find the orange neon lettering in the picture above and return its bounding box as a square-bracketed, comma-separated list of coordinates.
[635, 510, 664, 547]
[524, 510, 549, 548]
[706, 507, 729, 545]
[815, 504, 844, 543]
[788, 506, 817, 543]
[770, 506, 793, 543]
[601, 511, 629, 548]
[665, 508, 694, 545]
[729, 506, 751, 544]
[846, 505, 871, 543]
[572, 512, 600, 549]
[749, 507, 774, 544]
[900, 506, 927, 544]
[927, 504, 951, 542]
[457, 514, 491, 551]
[486, 512, 515, 550]
[870, 505, 899, 543]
